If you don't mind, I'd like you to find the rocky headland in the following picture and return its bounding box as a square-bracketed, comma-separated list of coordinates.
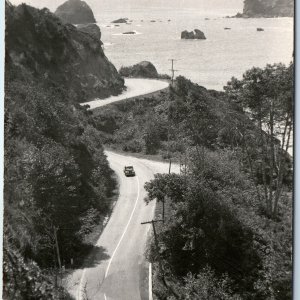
[181, 29, 206, 40]
[6, 3, 124, 101]
[55, 0, 96, 24]
[235, 0, 294, 18]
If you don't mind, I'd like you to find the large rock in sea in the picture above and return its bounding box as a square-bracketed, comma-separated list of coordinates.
[181, 29, 206, 40]
[77, 23, 101, 40]
[122, 31, 136, 35]
[236, 0, 294, 17]
[181, 30, 194, 39]
[119, 61, 159, 78]
[194, 29, 206, 39]
[6, 3, 124, 101]
[55, 0, 96, 24]
[111, 18, 128, 24]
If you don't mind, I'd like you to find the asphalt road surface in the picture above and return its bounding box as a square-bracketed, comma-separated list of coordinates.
[65, 80, 179, 300]
[81, 78, 169, 110]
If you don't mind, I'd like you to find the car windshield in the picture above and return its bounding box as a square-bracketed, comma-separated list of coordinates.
[125, 166, 133, 170]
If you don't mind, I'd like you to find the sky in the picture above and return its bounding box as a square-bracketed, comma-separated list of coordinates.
[9, 0, 244, 14]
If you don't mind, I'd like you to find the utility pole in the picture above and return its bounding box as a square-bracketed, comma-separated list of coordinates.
[184, 151, 188, 184]
[162, 198, 165, 224]
[141, 219, 180, 299]
[53, 226, 62, 286]
[168, 59, 179, 85]
[168, 158, 172, 174]
[141, 220, 164, 275]
[166, 64, 175, 173]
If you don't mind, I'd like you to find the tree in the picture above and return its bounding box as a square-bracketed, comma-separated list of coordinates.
[143, 115, 167, 154]
[144, 149, 292, 299]
[225, 63, 293, 218]
[4, 79, 117, 296]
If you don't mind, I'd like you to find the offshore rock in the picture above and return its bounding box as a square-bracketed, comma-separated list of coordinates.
[111, 18, 128, 23]
[119, 61, 159, 78]
[194, 29, 206, 39]
[181, 29, 206, 40]
[55, 0, 96, 24]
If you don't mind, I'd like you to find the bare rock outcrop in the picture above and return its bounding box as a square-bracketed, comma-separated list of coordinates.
[119, 61, 159, 78]
[55, 0, 96, 24]
[235, 0, 294, 18]
[77, 23, 101, 40]
[181, 29, 206, 40]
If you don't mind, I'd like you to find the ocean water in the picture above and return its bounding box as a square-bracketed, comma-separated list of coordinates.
[10, 0, 293, 91]
[96, 9, 293, 91]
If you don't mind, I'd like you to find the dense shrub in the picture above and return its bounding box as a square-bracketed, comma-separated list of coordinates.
[4, 78, 116, 297]
[145, 149, 292, 299]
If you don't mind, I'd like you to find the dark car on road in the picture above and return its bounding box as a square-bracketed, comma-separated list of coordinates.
[124, 166, 136, 177]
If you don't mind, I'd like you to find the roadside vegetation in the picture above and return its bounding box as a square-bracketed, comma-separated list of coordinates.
[93, 63, 293, 299]
[4, 70, 118, 298]
[4, 3, 120, 295]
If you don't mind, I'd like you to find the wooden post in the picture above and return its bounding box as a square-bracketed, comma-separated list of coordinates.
[162, 198, 165, 224]
[53, 247, 58, 290]
[53, 226, 62, 286]
[54, 227, 62, 270]
[151, 221, 165, 279]
[141, 220, 164, 276]
[179, 156, 182, 174]
[141, 220, 180, 299]
[169, 59, 179, 86]
[170, 59, 174, 85]
[184, 155, 186, 175]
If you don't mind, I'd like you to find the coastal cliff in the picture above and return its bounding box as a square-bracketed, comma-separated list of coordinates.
[6, 3, 124, 101]
[237, 0, 294, 17]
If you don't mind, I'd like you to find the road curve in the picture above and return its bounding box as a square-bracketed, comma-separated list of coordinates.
[65, 79, 178, 300]
[65, 152, 179, 300]
[81, 78, 169, 110]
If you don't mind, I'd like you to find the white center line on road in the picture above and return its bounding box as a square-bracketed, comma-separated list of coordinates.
[104, 175, 140, 278]
[77, 175, 140, 300]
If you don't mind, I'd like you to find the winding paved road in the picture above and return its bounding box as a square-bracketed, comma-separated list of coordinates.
[66, 79, 178, 300]
[81, 78, 169, 109]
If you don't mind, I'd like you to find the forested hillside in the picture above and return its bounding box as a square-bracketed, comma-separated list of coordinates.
[4, 2, 120, 298]
[92, 77, 237, 155]
[93, 63, 293, 299]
